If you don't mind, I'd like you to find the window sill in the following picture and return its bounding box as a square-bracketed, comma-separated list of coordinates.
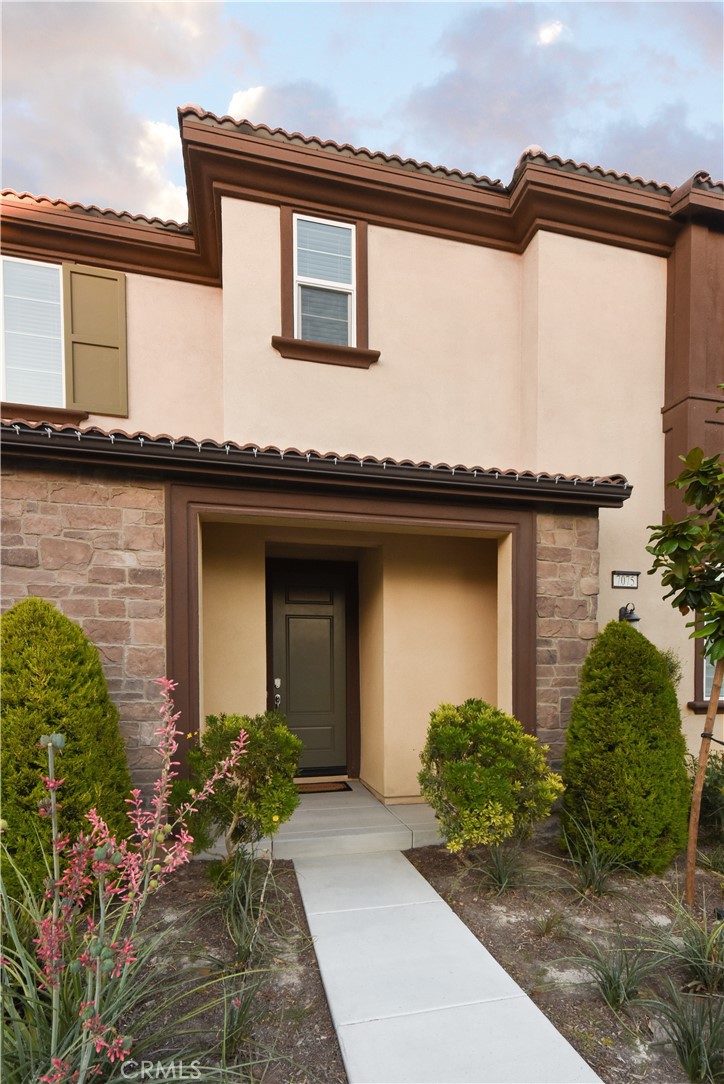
[271, 336, 380, 370]
[1, 402, 90, 425]
[687, 700, 724, 715]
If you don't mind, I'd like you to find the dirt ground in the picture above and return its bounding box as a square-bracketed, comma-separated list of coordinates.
[143, 829, 723, 1084]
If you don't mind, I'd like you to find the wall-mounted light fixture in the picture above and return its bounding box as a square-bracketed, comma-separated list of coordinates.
[612, 571, 640, 589]
[619, 602, 640, 625]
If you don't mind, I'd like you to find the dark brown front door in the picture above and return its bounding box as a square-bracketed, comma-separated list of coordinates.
[269, 561, 349, 772]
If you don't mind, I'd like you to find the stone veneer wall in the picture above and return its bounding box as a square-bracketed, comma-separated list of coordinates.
[536, 511, 600, 761]
[1, 462, 167, 792]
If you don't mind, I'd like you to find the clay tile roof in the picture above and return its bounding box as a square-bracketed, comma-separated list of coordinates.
[0, 189, 192, 232]
[511, 146, 676, 194]
[179, 105, 507, 191]
[1, 419, 632, 507]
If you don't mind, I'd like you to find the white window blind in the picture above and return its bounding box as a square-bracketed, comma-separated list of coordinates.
[2, 258, 63, 406]
[294, 216, 354, 347]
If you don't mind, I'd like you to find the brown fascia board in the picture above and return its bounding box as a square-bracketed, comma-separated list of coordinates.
[507, 162, 680, 255]
[1, 422, 633, 511]
[181, 116, 681, 257]
[0, 193, 219, 285]
[3, 115, 709, 284]
[669, 172, 724, 227]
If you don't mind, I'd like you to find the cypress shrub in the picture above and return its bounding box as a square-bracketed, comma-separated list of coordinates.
[1, 597, 131, 894]
[561, 621, 690, 874]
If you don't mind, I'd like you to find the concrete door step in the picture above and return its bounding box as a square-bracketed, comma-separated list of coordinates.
[271, 781, 442, 859]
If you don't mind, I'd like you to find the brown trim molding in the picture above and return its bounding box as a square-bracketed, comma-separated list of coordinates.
[663, 223, 724, 518]
[165, 482, 538, 770]
[1, 402, 89, 425]
[274, 208, 379, 368]
[4, 116, 720, 286]
[271, 336, 380, 368]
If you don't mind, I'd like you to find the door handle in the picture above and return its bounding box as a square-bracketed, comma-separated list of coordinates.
[274, 693, 281, 709]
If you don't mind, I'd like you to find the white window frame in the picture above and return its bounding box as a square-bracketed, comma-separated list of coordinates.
[1, 256, 65, 407]
[293, 214, 356, 347]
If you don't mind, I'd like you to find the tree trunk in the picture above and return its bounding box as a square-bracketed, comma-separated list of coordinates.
[685, 655, 724, 906]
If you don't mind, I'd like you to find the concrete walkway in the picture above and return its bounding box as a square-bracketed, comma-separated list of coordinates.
[287, 787, 601, 1084]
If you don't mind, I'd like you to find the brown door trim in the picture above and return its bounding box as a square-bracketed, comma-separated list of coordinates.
[166, 481, 537, 773]
[266, 558, 361, 777]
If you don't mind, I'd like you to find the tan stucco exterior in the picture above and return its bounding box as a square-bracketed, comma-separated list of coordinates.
[201, 520, 498, 797]
[92, 273, 223, 439]
[102, 196, 712, 762]
[5, 139, 720, 802]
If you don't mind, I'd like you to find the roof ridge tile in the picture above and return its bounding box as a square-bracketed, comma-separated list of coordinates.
[178, 105, 505, 190]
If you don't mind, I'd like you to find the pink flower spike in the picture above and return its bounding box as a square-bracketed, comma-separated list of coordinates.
[42, 776, 65, 791]
[154, 676, 178, 692]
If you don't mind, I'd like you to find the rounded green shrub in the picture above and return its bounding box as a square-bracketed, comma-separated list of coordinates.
[175, 711, 302, 855]
[561, 621, 690, 874]
[418, 698, 564, 854]
[1, 597, 132, 894]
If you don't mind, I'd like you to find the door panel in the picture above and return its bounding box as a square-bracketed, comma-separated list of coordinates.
[287, 616, 334, 712]
[270, 563, 347, 772]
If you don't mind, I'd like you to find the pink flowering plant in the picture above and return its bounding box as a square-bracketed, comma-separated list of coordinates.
[0, 679, 248, 1084]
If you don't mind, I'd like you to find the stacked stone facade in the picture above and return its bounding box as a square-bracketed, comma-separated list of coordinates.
[535, 511, 600, 761]
[1, 462, 166, 791]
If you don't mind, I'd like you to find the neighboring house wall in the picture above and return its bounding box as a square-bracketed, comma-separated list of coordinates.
[1, 463, 166, 790]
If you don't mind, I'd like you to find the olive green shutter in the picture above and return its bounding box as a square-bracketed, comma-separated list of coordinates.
[63, 264, 127, 416]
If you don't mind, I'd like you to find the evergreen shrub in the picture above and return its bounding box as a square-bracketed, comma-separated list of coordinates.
[418, 698, 564, 854]
[175, 711, 302, 855]
[0, 597, 131, 894]
[561, 621, 690, 874]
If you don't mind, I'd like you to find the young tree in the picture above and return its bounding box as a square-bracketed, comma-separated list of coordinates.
[647, 446, 724, 905]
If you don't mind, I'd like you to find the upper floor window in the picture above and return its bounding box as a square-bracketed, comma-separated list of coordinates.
[2, 258, 63, 407]
[271, 208, 380, 370]
[295, 216, 355, 347]
[1, 256, 128, 417]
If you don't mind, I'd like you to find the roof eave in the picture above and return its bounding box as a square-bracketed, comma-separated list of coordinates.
[0, 422, 633, 511]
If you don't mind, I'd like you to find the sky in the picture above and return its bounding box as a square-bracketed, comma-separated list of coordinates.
[2, 1, 723, 223]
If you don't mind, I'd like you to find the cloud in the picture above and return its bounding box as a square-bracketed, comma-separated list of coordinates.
[391, 2, 723, 186]
[133, 121, 188, 223]
[537, 20, 565, 47]
[226, 81, 359, 143]
[591, 105, 723, 187]
[391, 4, 588, 181]
[1, 1, 223, 218]
[227, 87, 268, 123]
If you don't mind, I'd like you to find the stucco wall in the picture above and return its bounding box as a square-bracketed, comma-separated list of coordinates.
[89, 274, 223, 440]
[377, 535, 498, 798]
[210, 204, 718, 745]
[220, 197, 522, 465]
[200, 520, 498, 799]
